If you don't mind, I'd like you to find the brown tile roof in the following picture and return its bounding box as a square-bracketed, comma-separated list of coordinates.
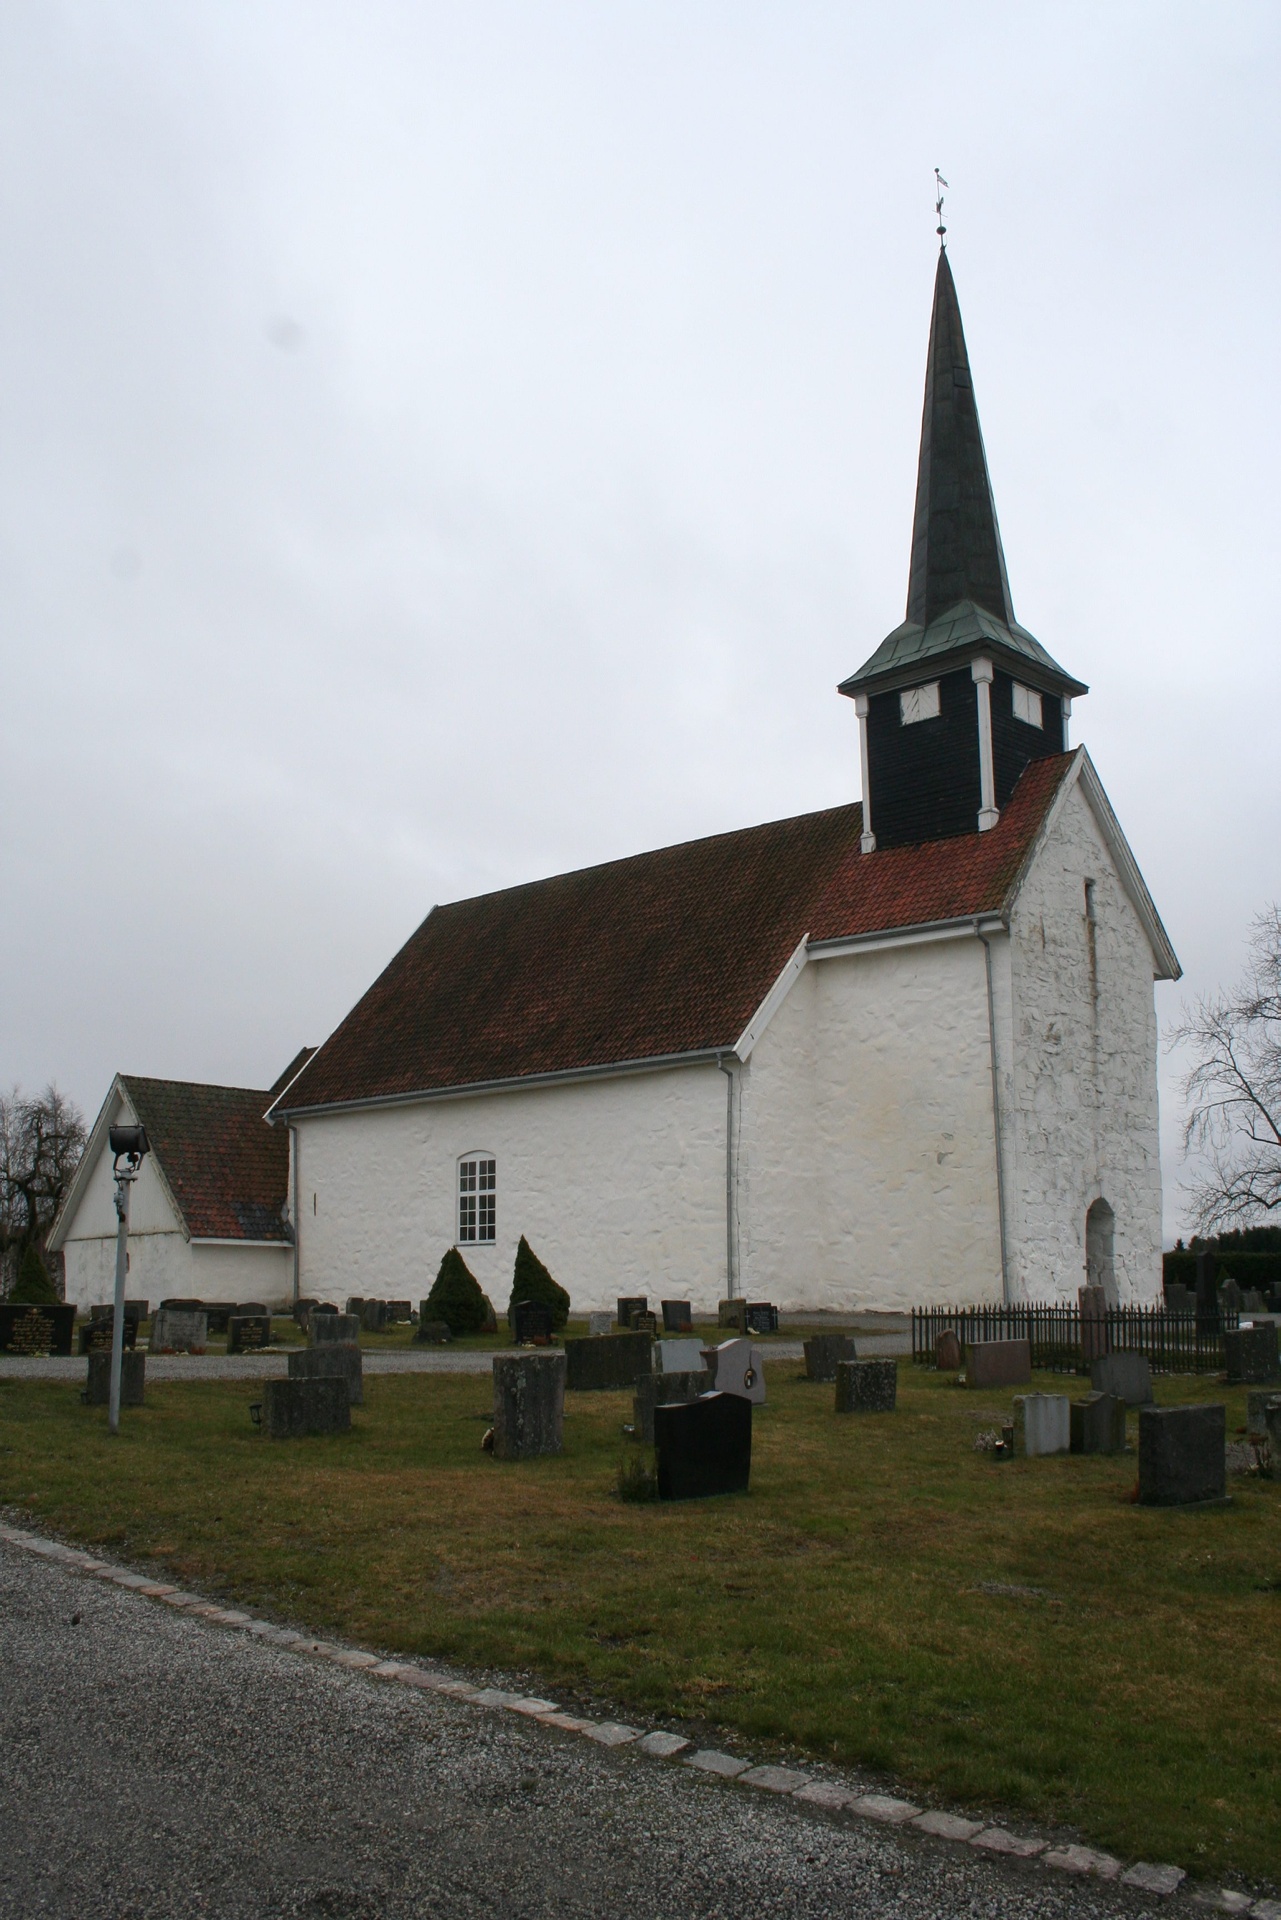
[123, 1077, 290, 1242]
[276, 754, 1073, 1116]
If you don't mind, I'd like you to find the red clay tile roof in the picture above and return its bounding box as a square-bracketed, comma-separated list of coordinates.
[123, 1077, 290, 1242]
[276, 754, 1072, 1115]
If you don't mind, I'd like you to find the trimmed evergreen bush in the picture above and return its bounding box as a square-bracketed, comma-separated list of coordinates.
[420, 1247, 489, 1337]
[507, 1235, 570, 1330]
[11, 1244, 59, 1306]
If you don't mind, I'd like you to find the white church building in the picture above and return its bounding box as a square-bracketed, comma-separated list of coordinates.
[267, 248, 1179, 1316]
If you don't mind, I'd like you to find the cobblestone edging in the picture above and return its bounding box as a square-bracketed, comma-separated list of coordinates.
[2, 1519, 1272, 1915]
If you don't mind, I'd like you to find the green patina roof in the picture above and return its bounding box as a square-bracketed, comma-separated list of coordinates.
[839, 599, 1087, 698]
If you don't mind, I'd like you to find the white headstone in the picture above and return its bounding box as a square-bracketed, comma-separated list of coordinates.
[587, 1311, 612, 1337]
[1017, 1392, 1070, 1457]
[701, 1337, 766, 1404]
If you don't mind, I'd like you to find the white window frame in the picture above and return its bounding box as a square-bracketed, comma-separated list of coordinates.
[899, 681, 940, 725]
[1012, 682, 1043, 728]
[457, 1154, 496, 1244]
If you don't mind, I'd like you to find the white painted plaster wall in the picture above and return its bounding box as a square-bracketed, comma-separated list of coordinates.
[292, 1065, 727, 1314]
[1000, 779, 1164, 1303]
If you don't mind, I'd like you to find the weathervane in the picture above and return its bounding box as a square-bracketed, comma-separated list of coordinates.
[934, 168, 948, 246]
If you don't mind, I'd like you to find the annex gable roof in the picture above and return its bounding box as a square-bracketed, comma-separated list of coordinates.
[271, 749, 1175, 1122]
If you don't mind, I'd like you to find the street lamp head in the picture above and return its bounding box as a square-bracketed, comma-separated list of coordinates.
[109, 1123, 150, 1168]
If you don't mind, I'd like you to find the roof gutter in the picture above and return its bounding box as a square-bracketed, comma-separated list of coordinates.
[808, 911, 1007, 961]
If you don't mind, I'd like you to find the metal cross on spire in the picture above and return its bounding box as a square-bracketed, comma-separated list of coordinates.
[934, 168, 948, 247]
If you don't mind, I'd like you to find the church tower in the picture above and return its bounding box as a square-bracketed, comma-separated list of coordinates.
[840, 249, 1087, 853]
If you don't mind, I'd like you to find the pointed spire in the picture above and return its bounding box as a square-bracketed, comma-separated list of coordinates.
[906, 250, 1014, 630]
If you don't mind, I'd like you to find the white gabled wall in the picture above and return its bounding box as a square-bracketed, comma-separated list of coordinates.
[293, 1064, 727, 1313]
[1001, 778, 1164, 1303]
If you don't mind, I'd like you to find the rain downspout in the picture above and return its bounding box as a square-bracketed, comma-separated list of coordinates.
[718, 1056, 738, 1299]
[974, 921, 1011, 1305]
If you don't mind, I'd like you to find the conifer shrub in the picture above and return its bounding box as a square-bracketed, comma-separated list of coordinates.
[420, 1247, 489, 1337]
[507, 1235, 570, 1330]
[11, 1244, 59, 1306]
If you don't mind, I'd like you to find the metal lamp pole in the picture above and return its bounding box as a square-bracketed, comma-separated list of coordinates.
[107, 1124, 149, 1434]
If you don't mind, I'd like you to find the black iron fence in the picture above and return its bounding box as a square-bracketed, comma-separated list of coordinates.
[910, 1302, 1240, 1375]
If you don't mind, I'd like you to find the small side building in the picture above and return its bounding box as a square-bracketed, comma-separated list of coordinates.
[50, 1062, 308, 1311]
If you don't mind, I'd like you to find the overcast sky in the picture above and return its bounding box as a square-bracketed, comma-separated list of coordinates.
[2, 2, 1277, 1242]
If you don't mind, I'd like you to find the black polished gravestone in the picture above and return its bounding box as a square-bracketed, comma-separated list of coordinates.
[1223, 1323, 1280, 1385]
[261, 1376, 351, 1439]
[90, 1299, 147, 1323]
[803, 1334, 855, 1382]
[227, 1314, 272, 1355]
[661, 1301, 693, 1333]
[1138, 1404, 1227, 1507]
[512, 1300, 555, 1345]
[654, 1391, 751, 1500]
[414, 1319, 452, 1345]
[1070, 1391, 1127, 1454]
[203, 1306, 232, 1336]
[85, 1350, 146, 1407]
[564, 1330, 653, 1391]
[79, 1314, 137, 1355]
[0, 1303, 76, 1356]
[834, 1358, 898, 1413]
[745, 1302, 779, 1334]
[617, 1297, 648, 1330]
[289, 1343, 363, 1406]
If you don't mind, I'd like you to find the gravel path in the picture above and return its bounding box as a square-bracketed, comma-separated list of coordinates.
[0, 1533, 1190, 1920]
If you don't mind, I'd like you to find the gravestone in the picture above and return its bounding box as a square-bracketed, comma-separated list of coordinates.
[1015, 1392, 1070, 1456]
[745, 1302, 779, 1334]
[346, 1297, 365, 1317]
[935, 1328, 963, 1371]
[1138, 1404, 1226, 1506]
[227, 1314, 272, 1355]
[79, 1315, 137, 1355]
[262, 1376, 350, 1439]
[617, 1297, 647, 1329]
[701, 1338, 765, 1404]
[293, 1298, 319, 1330]
[386, 1301, 413, 1322]
[1078, 1284, 1110, 1362]
[149, 1308, 208, 1355]
[1195, 1250, 1219, 1332]
[1246, 1389, 1281, 1437]
[1222, 1323, 1280, 1385]
[661, 1300, 693, 1332]
[512, 1300, 555, 1345]
[632, 1310, 659, 1336]
[288, 1343, 363, 1406]
[312, 1302, 339, 1316]
[90, 1300, 146, 1324]
[414, 1319, 452, 1345]
[804, 1333, 855, 1382]
[1163, 1282, 1195, 1314]
[491, 1351, 565, 1459]
[310, 1313, 360, 1347]
[717, 1299, 748, 1333]
[85, 1350, 146, 1407]
[656, 1337, 706, 1373]
[1090, 1353, 1154, 1405]
[564, 1331, 652, 1391]
[966, 1338, 1031, 1388]
[236, 1302, 269, 1317]
[0, 1304, 76, 1356]
[587, 1311, 612, 1337]
[360, 1299, 388, 1333]
[633, 1369, 710, 1445]
[159, 1298, 203, 1312]
[203, 1306, 232, 1336]
[1070, 1391, 1127, 1454]
[834, 1358, 897, 1413]
[1219, 1276, 1244, 1317]
[654, 1391, 751, 1500]
[1241, 1289, 1267, 1313]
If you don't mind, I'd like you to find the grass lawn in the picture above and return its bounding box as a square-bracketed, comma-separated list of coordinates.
[2, 1360, 1278, 1883]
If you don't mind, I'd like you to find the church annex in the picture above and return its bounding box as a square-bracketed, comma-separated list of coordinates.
[268, 249, 1180, 1315]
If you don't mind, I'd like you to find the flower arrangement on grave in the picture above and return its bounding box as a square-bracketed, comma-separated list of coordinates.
[506, 1235, 570, 1330]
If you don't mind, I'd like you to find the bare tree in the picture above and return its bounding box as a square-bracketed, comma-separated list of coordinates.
[1172, 905, 1281, 1233]
[0, 1085, 87, 1294]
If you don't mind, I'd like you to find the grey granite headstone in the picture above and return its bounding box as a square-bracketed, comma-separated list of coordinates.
[227, 1314, 272, 1354]
[1138, 1404, 1226, 1506]
[803, 1334, 855, 1382]
[491, 1351, 566, 1459]
[654, 1391, 751, 1500]
[1242, 1289, 1267, 1312]
[834, 1358, 897, 1413]
[1219, 1276, 1244, 1315]
[85, 1350, 145, 1407]
[1015, 1392, 1070, 1456]
[310, 1313, 360, 1347]
[149, 1308, 207, 1355]
[1070, 1391, 1126, 1454]
[360, 1299, 388, 1333]
[633, 1370, 709, 1445]
[966, 1339, 1031, 1388]
[1246, 1389, 1281, 1437]
[656, 1337, 705, 1373]
[263, 1376, 351, 1438]
[564, 1331, 652, 1391]
[702, 1338, 765, 1404]
[1223, 1323, 1280, 1384]
[587, 1311, 612, 1337]
[1091, 1352, 1154, 1405]
[288, 1343, 364, 1406]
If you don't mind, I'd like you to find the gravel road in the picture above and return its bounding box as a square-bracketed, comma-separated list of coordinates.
[0, 1535, 1177, 1920]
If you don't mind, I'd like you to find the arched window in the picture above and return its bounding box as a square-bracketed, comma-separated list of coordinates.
[458, 1154, 496, 1245]
[1085, 1198, 1116, 1306]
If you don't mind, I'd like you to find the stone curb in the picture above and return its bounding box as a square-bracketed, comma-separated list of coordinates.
[0, 1521, 1228, 1908]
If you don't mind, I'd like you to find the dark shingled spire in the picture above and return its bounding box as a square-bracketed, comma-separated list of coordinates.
[906, 249, 1014, 629]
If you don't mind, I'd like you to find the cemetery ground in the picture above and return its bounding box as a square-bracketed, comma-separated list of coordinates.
[1, 1362, 1278, 1890]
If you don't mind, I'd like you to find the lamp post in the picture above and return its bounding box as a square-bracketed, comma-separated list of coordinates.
[107, 1123, 149, 1434]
